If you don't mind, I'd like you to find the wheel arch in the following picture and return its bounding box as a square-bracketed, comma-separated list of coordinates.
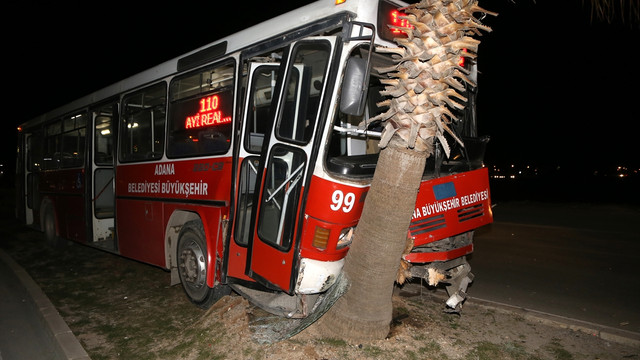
[39, 197, 57, 235]
[164, 210, 201, 285]
[164, 208, 224, 288]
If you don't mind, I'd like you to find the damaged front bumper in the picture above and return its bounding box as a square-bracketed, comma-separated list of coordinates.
[408, 256, 474, 313]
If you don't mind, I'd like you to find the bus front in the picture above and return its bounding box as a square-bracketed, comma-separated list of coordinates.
[296, 0, 493, 313]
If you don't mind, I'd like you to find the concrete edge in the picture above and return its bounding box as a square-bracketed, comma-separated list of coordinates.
[395, 285, 640, 349]
[0, 249, 91, 360]
[467, 296, 640, 349]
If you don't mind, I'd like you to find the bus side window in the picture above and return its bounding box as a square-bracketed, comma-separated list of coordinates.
[167, 61, 235, 158]
[43, 121, 61, 170]
[120, 83, 167, 162]
[60, 112, 87, 168]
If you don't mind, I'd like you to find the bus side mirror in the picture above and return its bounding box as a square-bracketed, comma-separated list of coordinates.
[340, 57, 369, 116]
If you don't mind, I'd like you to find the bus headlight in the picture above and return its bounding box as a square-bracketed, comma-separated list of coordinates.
[336, 227, 354, 249]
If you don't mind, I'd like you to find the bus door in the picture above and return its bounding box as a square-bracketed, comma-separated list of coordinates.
[245, 39, 334, 293]
[22, 133, 34, 225]
[91, 103, 117, 251]
[231, 62, 279, 281]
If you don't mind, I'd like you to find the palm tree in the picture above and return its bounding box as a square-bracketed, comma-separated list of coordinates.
[583, 0, 639, 26]
[316, 0, 494, 341]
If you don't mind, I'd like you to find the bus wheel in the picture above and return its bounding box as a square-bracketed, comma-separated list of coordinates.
[177, 220, 229, 309]
[43, 205, 64, 248]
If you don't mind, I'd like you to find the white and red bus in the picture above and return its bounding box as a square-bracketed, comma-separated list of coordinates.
[15, 0, 492, 317]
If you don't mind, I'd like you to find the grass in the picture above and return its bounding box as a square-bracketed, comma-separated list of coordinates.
[362, 345, 384, 357]
[545, 339, 573, 360]
[419, 340, 448, 359]
[318, 337, 348, 347]
[465, 341, 545, 360]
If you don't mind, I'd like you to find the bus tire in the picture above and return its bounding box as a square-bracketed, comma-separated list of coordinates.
[177, 220, 229, 309]
[43, 204, 65, 249]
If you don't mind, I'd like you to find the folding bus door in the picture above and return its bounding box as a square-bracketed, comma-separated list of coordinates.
[247, 39, 334, 293]
[91, 103, 117, 251]
[22, 133, 34, 225]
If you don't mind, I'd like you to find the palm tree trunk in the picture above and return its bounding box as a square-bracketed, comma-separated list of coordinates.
[316, 0, 494, 342]
[317, 139, 426, 340]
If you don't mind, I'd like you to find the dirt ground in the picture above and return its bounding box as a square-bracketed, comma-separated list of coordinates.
[1, 212, 638, 360]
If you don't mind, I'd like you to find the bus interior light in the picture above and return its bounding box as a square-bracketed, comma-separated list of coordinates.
[312, 226, 331, 250]
[335, 0, 346, 4]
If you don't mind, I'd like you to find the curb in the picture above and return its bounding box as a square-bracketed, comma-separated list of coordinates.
[468, 296, 640, 349]
[395, 284, 640, 349]
[0, 250, 90, 360]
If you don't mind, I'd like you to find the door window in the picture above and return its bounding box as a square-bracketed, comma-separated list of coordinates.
[244, 65, 279, 153]
[257, 145, 306, 249]
[94, 106, 115, 166]
[235, 157, 260, 246]
[275, 42, 330, 144]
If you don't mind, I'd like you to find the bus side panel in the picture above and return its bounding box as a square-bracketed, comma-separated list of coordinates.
[117, 198, 165, 266]
[116, 158, 233, 268]
[56, 193, 86, 242]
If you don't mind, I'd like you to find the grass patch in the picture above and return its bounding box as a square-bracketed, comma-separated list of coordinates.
[318, 337, 348, 347]
[466, 341, 541, 360]
[545, 340, 573, 360]
[418, 340, 449, 359]
[362, 345, 384, 358]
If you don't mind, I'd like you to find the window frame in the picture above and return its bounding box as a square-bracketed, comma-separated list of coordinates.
[166, 59, 236, 159]
[273, 40, 331, 146]
[118, 82, 167, 163]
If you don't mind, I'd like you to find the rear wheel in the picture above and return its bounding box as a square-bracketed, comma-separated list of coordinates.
[177, 220, 229, 309]
[43, 204, 64, 248]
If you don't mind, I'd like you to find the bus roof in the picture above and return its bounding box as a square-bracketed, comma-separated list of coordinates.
[20, 0, 406, 130]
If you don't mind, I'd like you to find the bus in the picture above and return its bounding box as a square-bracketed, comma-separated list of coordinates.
[15, 0, 492, 319]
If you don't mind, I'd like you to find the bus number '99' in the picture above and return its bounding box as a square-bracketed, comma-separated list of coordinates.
[330, 190, 355, 213]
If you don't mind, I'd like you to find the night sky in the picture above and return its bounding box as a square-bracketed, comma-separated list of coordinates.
[3, 1, 638, 181]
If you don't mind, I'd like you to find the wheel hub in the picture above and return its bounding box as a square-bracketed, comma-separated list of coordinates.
[179, 240, 206, 288]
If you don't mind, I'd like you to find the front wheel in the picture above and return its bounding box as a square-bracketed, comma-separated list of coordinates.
[177, 220, 229, 309]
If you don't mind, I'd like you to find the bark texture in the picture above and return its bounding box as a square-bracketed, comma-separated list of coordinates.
[317, 140, 426, 340]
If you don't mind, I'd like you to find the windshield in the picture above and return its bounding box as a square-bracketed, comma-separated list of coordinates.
[325, 47, 481, 180]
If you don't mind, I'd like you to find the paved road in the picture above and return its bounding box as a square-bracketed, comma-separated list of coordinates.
[470, 202, 640, 333]
[0, 250, 89, 360]
[0, 255, 62, 360]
